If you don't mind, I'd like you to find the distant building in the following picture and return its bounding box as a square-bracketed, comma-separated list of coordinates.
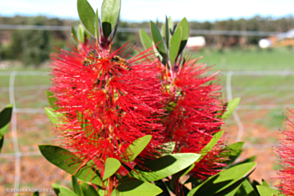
[259, 29, 294, 48]
[186, 36, 206, 50]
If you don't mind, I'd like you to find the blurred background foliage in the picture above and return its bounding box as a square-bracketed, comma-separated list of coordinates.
[1, 15, 294, 66]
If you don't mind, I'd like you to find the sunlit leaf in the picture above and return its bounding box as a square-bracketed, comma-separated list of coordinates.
[103, 158, 121, 180]
[77, 0, 96, 37]
[101, 0, 121, 38]
[39, 145, 102, 186]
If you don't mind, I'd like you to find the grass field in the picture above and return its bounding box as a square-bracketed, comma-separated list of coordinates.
[194, 47, 294, 71]
[0, 47, 294, 192]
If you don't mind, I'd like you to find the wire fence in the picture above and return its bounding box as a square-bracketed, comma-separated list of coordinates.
[0, 70, 294, 195]
[0, 24, 281, 36]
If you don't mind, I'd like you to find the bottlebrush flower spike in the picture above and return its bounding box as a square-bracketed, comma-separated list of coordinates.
[161, 57, 225, 179]
[276, 109, 294, 195]
[50, 41, 166, 180]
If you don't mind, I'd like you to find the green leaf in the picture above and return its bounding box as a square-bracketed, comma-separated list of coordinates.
[112, 180, 162, 196]
[103, 158, 121, 180]
[262, 179, 269, 187]
[78, 24, 85, 43]
[101, 0, 121, 38]
[72, 176, 82, 196]
[46, 91, 58, 110]
[232, 155, 256, 167]
[150, 21, 167, 59]
[77, 0, 96, 37]
[139, 29, 153, 49]
[174, 18, 189, 56]
[164, 16, 170, 48]
[130, 153, 201, 182]
[71, 26, 78, 43]
[60, 186, 79, 196]
[52, 183, 60, 196]
[235, 179, 258, 196]
[188, 162, 256, 196]
[44, 107, 64, 125]
[214, 179, 244, 196]
[169, 25, 182, 66]
[94, 8, 100, 40]
[256, 186, 284, 196]
[154, 180, 170, 196]
[81, 183, 100, 196]
[171, 164, 195, 183]
[32, 192, 39, 196]
[221, 97, 241, 120]
[0, 136, 4, 153]
[125, 135, 152, 162]
[219, 141, 244, 165]
[39, 145, 102, 185]
[158, 142, 175, 155]
[199, 131, 224, 158]
[0, 104, 13, 136]
[168, 17, 174, 34]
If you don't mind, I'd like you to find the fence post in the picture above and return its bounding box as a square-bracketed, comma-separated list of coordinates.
[9, 71, 21, 194]
[226, 71, 244, 142]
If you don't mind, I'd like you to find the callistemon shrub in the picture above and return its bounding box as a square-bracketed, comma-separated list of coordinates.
[160, 58, 224, 179]
[141, 18, 226, 180]
[276, 109, 294, 195]
[50, 41, 167, 175]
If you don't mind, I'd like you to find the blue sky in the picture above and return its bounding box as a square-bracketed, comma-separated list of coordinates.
[1, 0, 294, 22]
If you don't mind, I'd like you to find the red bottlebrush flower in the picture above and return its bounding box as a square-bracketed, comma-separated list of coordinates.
[276, 109, 294, 195]
[160, 58, 225, 179]
[50, 42, 166, 176]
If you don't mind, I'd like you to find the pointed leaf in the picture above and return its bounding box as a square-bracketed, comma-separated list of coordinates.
[39, 145, 102, 186]
[221, 97, 241, 119]
[0, 136, 4, 153]
[101, 0, 121, 38]
[168, 17, 173, 34]
[171, 164, 195, 183]
[188, 162, 256, 196]
[60, 186, 79, 196]
[214, 179, 244, 196]
[235, 179, 258, 196]
[150, 21, 167, 59]
[175, 18, 189, 56]
[169, 26, 182, 66]
[199, 131, 224, 158]
[125, 135, 152, 162]
[0, 104, 13, 135]
[256, 186, 284, 196]
[81, 183, 100, 196]
[71, 26, 78, 43]
[261, 179, 269, 187]
[78, 24, 85, 43]
[112, 180, 162, 196]
[103, 158, 121, 180]
[72, 176, 82, 196]
[154, 180, 170, 196]
[46, 91, 59, 110]
[130, 153, 201, 182]
[44, 107, 64, 125]
[219, 141, 244, 165]
[77, 0, 96, 37]
[165, 16, 170, 48]
[94, 8, 100, 40]
[52, 183, 60, 195]
[139, 29, 153, 49]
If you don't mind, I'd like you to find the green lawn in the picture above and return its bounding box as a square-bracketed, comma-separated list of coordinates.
[193, 47, 294, 71]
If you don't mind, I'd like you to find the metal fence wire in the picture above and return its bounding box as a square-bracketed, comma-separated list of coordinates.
[0, 70, 294, 195]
